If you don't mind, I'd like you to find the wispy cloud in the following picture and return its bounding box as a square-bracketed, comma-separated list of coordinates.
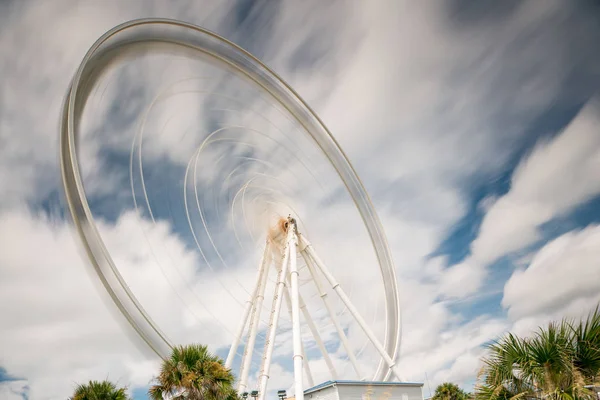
[1, 1, 600, 399]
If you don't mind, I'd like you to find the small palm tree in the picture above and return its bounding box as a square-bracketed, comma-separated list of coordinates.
[475, 306, 600, 400]
[149, 344, 239, 400]
[433, 382, 468, 400]
[70, 380, 129, 400]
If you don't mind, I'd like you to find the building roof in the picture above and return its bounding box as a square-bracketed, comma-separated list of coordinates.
[304, 380, 424, 395]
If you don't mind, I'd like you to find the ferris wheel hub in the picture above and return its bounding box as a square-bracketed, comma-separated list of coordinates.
[268, 216, 297, 248]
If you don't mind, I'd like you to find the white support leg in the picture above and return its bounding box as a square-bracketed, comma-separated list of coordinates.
[258, 228, 294, 400]
[238, 245, 272, 393]
[297, 289, 338, 380]
[226, 242, 270, 369]
[302, 346, 314, 389]
[299, 234, 403, 381]
[283, 286, 314, 389]
[288, 229, 304, 400]
[299, 248, 364, 379]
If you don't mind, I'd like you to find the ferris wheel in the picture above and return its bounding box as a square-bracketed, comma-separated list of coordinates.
[60, 19, 402, 400]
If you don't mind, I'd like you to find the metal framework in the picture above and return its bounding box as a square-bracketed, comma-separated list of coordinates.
[224, 217, 402, 400]
[61, 20, 401, 397]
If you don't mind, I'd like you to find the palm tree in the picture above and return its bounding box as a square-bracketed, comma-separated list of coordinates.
[475, 306, 600, 400]
[433, 382, 468, 400]
[149, 344, 240, 400]
[70, 380, 130, 400]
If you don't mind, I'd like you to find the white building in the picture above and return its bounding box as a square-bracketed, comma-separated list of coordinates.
[302, 380, 424, 400]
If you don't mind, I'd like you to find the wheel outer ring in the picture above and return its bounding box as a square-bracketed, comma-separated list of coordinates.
[59, 18, 401, 381]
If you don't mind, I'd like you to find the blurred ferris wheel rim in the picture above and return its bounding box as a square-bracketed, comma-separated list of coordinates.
[59, 17, 401, 396]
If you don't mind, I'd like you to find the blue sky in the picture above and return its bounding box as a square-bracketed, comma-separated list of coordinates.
[1, 1, 600, 399]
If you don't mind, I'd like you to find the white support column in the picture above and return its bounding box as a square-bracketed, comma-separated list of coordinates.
[299, 246, 364, 379]
[258, 227, 294, 400]
[302, 344, 314, 389]
[299, 234, 403, 381]
[288, 227, 304, 400]
[238, 245, 272, 393]
[226, 242, 270, 369]
[297, 289, 338, 380]
[283, 286, 314, 389]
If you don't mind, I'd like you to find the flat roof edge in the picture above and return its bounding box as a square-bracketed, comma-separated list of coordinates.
[304, 380, 424, 394]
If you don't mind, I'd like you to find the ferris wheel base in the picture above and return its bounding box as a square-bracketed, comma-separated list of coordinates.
[281, 380, 425, 400]
[229, 217, 402, 400]
[300, 380, 424, 400]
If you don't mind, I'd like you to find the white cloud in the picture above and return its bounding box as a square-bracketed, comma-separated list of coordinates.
[400, 315, 508, 388]
[472, 98, 600, 266]
[0, 380, 28, 400]
[437, 260, 487, 299]
[432, 349, 485, 389]
[0, 208, 252, 399]
[2, 0, 600, 398]
[0, 209, 144, 399]
[441, 97, 600, 299]
[503, 224, 600, 321]
[0, 0, 233, 207]
[456, 225, 600, 390]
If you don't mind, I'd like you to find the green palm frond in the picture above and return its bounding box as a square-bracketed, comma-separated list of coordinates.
[475, 305, 600, 400]
[70, 380, 130, 400]
[149, 344, 239, 400]
[432, 382, 469, 400]
[571, 306, 600, 382]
